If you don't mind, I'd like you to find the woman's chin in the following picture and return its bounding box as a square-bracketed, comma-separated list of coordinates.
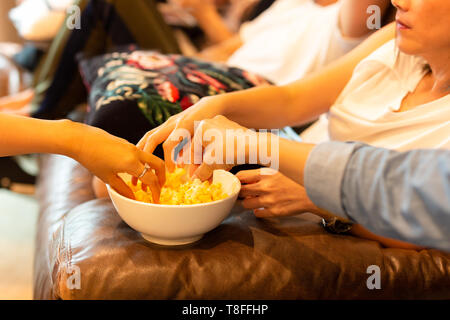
[395, 37, 422, 56]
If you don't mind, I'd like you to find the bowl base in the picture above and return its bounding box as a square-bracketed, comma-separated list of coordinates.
[141, 233, 203, 246]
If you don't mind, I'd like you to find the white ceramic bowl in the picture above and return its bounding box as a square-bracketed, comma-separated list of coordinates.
[107, 170, 241, 246]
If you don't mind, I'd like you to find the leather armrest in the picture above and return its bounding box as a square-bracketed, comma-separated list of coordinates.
[34, 155, 450, 299]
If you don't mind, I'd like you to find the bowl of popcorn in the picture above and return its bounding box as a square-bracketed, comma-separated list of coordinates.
[107, 168, 241, 246]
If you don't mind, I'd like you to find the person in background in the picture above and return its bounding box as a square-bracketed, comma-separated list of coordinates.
[0, 0, 267, 117]
[198, 0, 394, 83]
[163, 0, 263, 45]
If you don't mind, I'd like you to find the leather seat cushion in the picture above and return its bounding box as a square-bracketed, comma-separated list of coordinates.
[33, 155, 450, 299]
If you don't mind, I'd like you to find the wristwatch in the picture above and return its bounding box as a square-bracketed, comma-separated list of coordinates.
[321, 217, 354, 234]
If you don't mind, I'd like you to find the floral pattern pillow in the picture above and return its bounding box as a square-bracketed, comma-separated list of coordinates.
[80, 50, 272, 127]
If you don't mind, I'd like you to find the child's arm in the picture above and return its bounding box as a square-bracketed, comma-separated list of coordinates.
[0, 115, 165, 202]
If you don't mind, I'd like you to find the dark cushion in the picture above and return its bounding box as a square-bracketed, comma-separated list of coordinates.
[79, 50, 272, 128]
[34, 155, 450, 299]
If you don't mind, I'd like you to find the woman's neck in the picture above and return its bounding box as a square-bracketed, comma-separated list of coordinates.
[423, 50, 450, 94]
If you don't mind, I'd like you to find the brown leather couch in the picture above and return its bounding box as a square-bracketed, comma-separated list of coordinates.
[33, 154, 450, 299]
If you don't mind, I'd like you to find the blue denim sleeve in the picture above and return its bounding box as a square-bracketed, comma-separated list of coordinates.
[304, 141, 450, 252]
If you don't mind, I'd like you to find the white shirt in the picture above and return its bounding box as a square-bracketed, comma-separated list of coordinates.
[227, 0, 363, 85]
[302, 40, 450, 151]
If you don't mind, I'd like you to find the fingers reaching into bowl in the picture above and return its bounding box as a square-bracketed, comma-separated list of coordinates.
[74, 124, 165, 203]
[189, 115, 253, 181]
[137, 96, 226, 173]
[137, 109, 193, 173]
[103, 147, 165, 203]
[136, 100, 258, 183]
[131, 150, 166, 203]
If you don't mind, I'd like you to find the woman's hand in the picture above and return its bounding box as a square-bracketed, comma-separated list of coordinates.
[187, 115, 252, 180]
[237, 168, 321, 218]
[73, 124, 165, 202]
[137, 96, 225, 172]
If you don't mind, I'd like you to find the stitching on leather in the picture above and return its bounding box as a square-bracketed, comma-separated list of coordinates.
[53, 216, 66, 299]
[57, 214, 76, 299]
[67, 225, 74, 299]
[60, 215, 75, 299]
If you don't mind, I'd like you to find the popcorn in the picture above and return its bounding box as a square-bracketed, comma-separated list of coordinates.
[128, 168, 228, 205]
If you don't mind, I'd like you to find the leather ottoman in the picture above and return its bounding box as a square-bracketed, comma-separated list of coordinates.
[33, 155, 450, 299]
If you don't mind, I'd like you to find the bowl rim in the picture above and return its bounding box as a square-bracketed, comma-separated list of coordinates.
[106, 170, 241, 208]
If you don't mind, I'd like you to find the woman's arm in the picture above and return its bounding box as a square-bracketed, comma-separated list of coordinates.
[0, 114, 165, 202]
[195, 34, 243, 62]
[138, 23, 394, 170]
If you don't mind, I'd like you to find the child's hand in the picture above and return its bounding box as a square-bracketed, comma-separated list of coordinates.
[74, 124, 165, 203]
